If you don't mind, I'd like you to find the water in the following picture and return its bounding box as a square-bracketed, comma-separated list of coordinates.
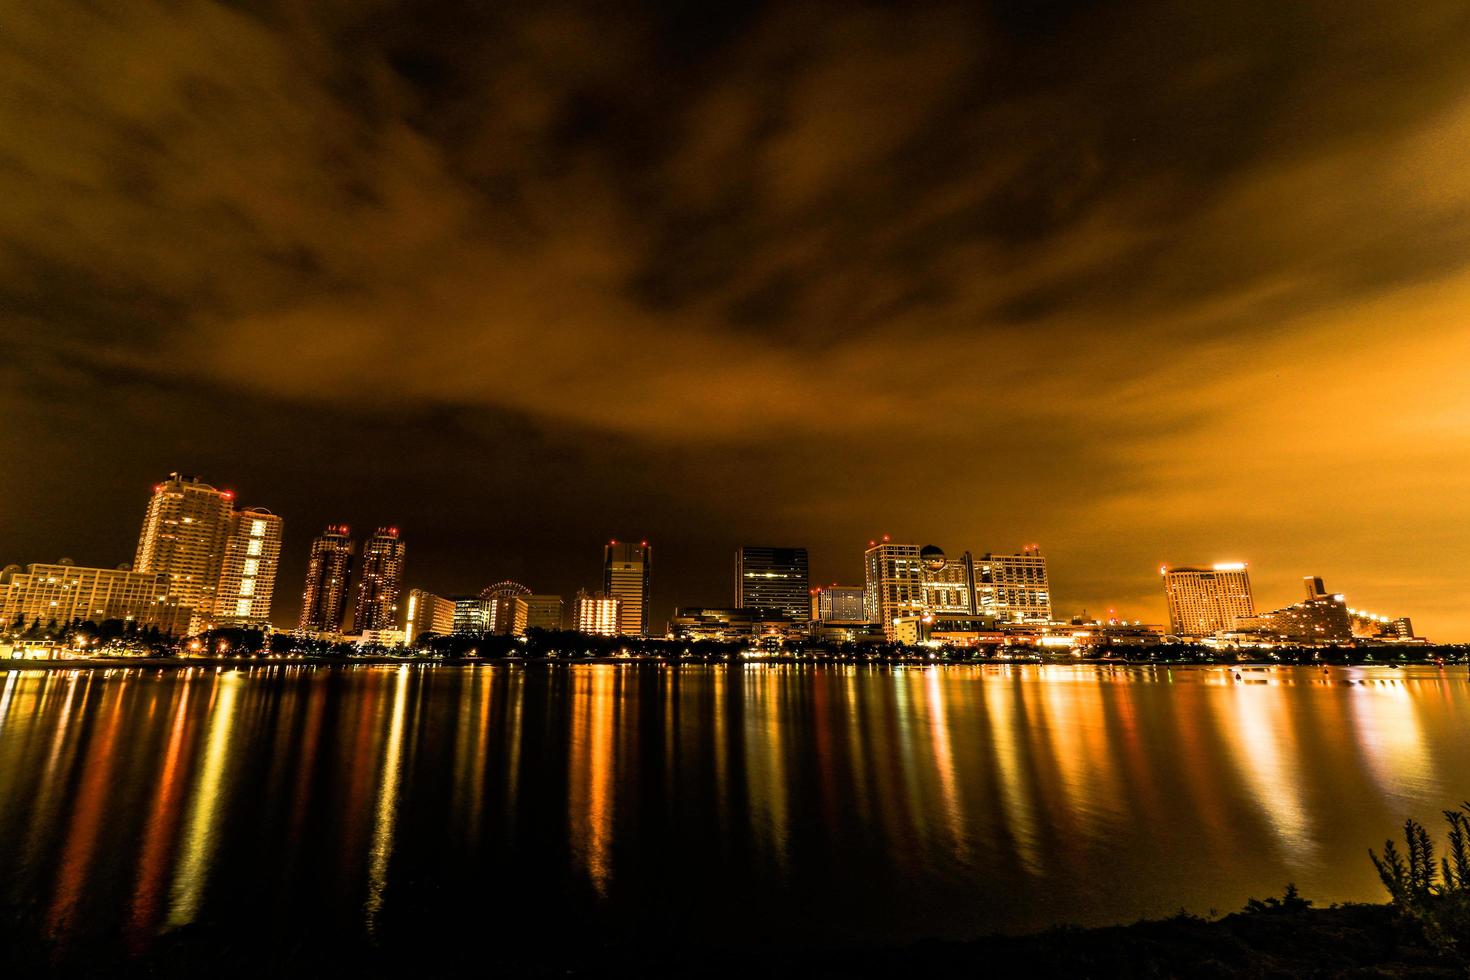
[0, 663, 1466, 968]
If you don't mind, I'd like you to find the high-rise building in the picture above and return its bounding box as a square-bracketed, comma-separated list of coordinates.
[480, 582, 531, 636]
[811, 585, 867, 623]
[212, 508, 282, 627]
[734, 547, 810, 621]
[0, 560, 187, 634]
[526, 594, 564, 631]
[134, 473, 235, 630]
[299, 525, 354, 634]
[603, 540, 650, 636]
[1162, 563, 1254, 638]
[353, 527, 406, 634]
[919, 546, 976, 616]
[404, 588, 455, 644]
[975, 547, 1051, 623]
[864, 539, 924, 639]
[574, 589, 621, 636]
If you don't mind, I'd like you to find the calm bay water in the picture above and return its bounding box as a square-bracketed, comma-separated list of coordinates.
[1, 663, 1467, 966]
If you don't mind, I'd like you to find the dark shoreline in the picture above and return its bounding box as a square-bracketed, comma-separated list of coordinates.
[3, 902, 1457, 978]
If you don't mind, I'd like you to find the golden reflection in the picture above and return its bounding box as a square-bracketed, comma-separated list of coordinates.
[569, 666, 615, 895]
[365, 664, 411, 932]
[48, 677, 128, 935]
[0, 670, 18, 733]
[923, 668, 968, 861]
[1215, 672, 1315, 861]
[1350, 675, 1437, 804]
[130, 675, 195, 941]
[750, 667, 789, 868]
[983, 669, 1042, 873]
[167, 671, 241, 927]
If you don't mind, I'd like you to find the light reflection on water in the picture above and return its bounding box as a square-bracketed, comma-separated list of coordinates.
[0, 662, 1467, 960]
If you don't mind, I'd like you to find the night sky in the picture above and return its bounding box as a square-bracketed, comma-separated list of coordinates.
[3, 1, 1468, 637]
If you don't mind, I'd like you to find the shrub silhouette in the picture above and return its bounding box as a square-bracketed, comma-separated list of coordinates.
[1370, 803, 1470, 960]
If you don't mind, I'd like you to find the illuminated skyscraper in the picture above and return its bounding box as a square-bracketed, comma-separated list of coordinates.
[352, 527, 406, 633]
[213, 508, 282, 627]
[734, 546, 810, 621]
[863, 539, 924, 639]
[1162, 563, 1254, 637]
[299, 525, 354, 634]
[975, 547, 1052, 622]
[574, 589, 621, 636]
[602, 540, 650, 636]
[134, 473, 235, 630]
[404, 588, 455, 644]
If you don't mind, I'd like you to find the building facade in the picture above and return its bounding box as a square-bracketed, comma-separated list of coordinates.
[863, 540, 925, 639]
[733, 547, 810, 621]
[603, 541, 651, 636]
[574, 589, 621, 637]
[452, 596, 493, 635]
[353, 527, 406, 634]
[526, 594, 564, 631]
[212, 508, 282, 627]
[404, 588, 456, 644]
[299, 525, 354, 633]
[134, 473, 236, 630]
[811, 585, 867, 623]
[919, 546, 976, 615]
[1162, 563, 1255, 638]
[975, 547, 1051, 622]
[669, 606, 803, 643]
[1, 561, 186, 633]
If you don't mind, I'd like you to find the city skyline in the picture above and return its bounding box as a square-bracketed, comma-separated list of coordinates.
[3, 4, 1468, 641]
[0, 472, 1437, 640]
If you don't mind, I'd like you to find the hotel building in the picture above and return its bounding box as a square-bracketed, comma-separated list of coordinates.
[0, 560, 187, 633]
[975, 547, 1052, 623]
[863, 539, 925, 639]
[811, 585, 867, 623]
[1162, 563, 1255, 638]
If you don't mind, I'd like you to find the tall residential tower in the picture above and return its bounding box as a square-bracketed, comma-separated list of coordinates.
[1162, 563, 1255, 638]
[299, 525, 354, 633]
[353, 527, 406, 634]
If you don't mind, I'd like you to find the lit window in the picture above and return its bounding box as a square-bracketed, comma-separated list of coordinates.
[247, 539, 263, 556]
[243, 559, 259, 576]
[251, 520, 267, 536]
[235, 598, 252, 616]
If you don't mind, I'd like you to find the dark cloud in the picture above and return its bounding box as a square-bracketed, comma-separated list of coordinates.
[2, 1, 1469, 634]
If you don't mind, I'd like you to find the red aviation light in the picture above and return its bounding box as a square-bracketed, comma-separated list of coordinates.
[882, 534, 890, 542]
[640, 540, 648, 547]
[223, 491, 235, 500]
[610, 539, 618, 546]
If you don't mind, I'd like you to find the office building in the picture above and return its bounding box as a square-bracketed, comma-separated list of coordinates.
[574, 589, 621, 637]
[452, 596, 493, 635]
[811, 585, 867, 623]
[975, 547, 1051, 622]
[526, 594, 564, 631]
[1162, 562, 1255, 638]
[353, 527, 406, 633]
[603, 540, 651, 636]
[919, 545, 976, 615]
[863, 539, 924, 639]
[404, 588, 455, 644]
[734, 547, 810, 621]
[134, 473, 236, 630]
[0, 560, 187, 633]
[299, 525, 354, 634]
